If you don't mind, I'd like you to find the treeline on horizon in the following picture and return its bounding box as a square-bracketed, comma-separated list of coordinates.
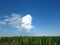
[0, 36, 60, 45]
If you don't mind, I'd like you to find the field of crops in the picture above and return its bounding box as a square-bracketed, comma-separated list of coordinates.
[0, 36, 60, 45]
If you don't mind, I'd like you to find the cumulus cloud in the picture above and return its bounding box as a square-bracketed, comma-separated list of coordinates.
[21, 14, 33, 31]
[0, 14, 34, 32]
[22, 15, 32, 24]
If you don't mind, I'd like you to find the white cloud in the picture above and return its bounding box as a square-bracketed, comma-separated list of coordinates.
[4, 16, 10, 18]
[7, 14, 21, 29]
[0, 21, 6, 24]
[0, 21, 2, 24]
[22, 24, 33, 32]
[21, 14, 33, 31]
[0, 14, 34, 32]
[22, 14, 32, 24]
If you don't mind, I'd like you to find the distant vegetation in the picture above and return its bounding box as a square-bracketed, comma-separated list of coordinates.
[0, 36, 60, 45]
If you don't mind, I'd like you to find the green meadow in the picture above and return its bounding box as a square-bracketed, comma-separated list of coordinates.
[0, 36, 60, 45]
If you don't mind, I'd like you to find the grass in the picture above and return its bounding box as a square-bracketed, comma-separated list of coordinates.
[0, 36, 60, 45]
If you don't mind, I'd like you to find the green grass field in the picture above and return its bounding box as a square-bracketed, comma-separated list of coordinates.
[0, 36, 60, 45]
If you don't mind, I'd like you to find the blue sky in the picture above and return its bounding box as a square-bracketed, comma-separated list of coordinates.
[0, 0, 60, 37]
